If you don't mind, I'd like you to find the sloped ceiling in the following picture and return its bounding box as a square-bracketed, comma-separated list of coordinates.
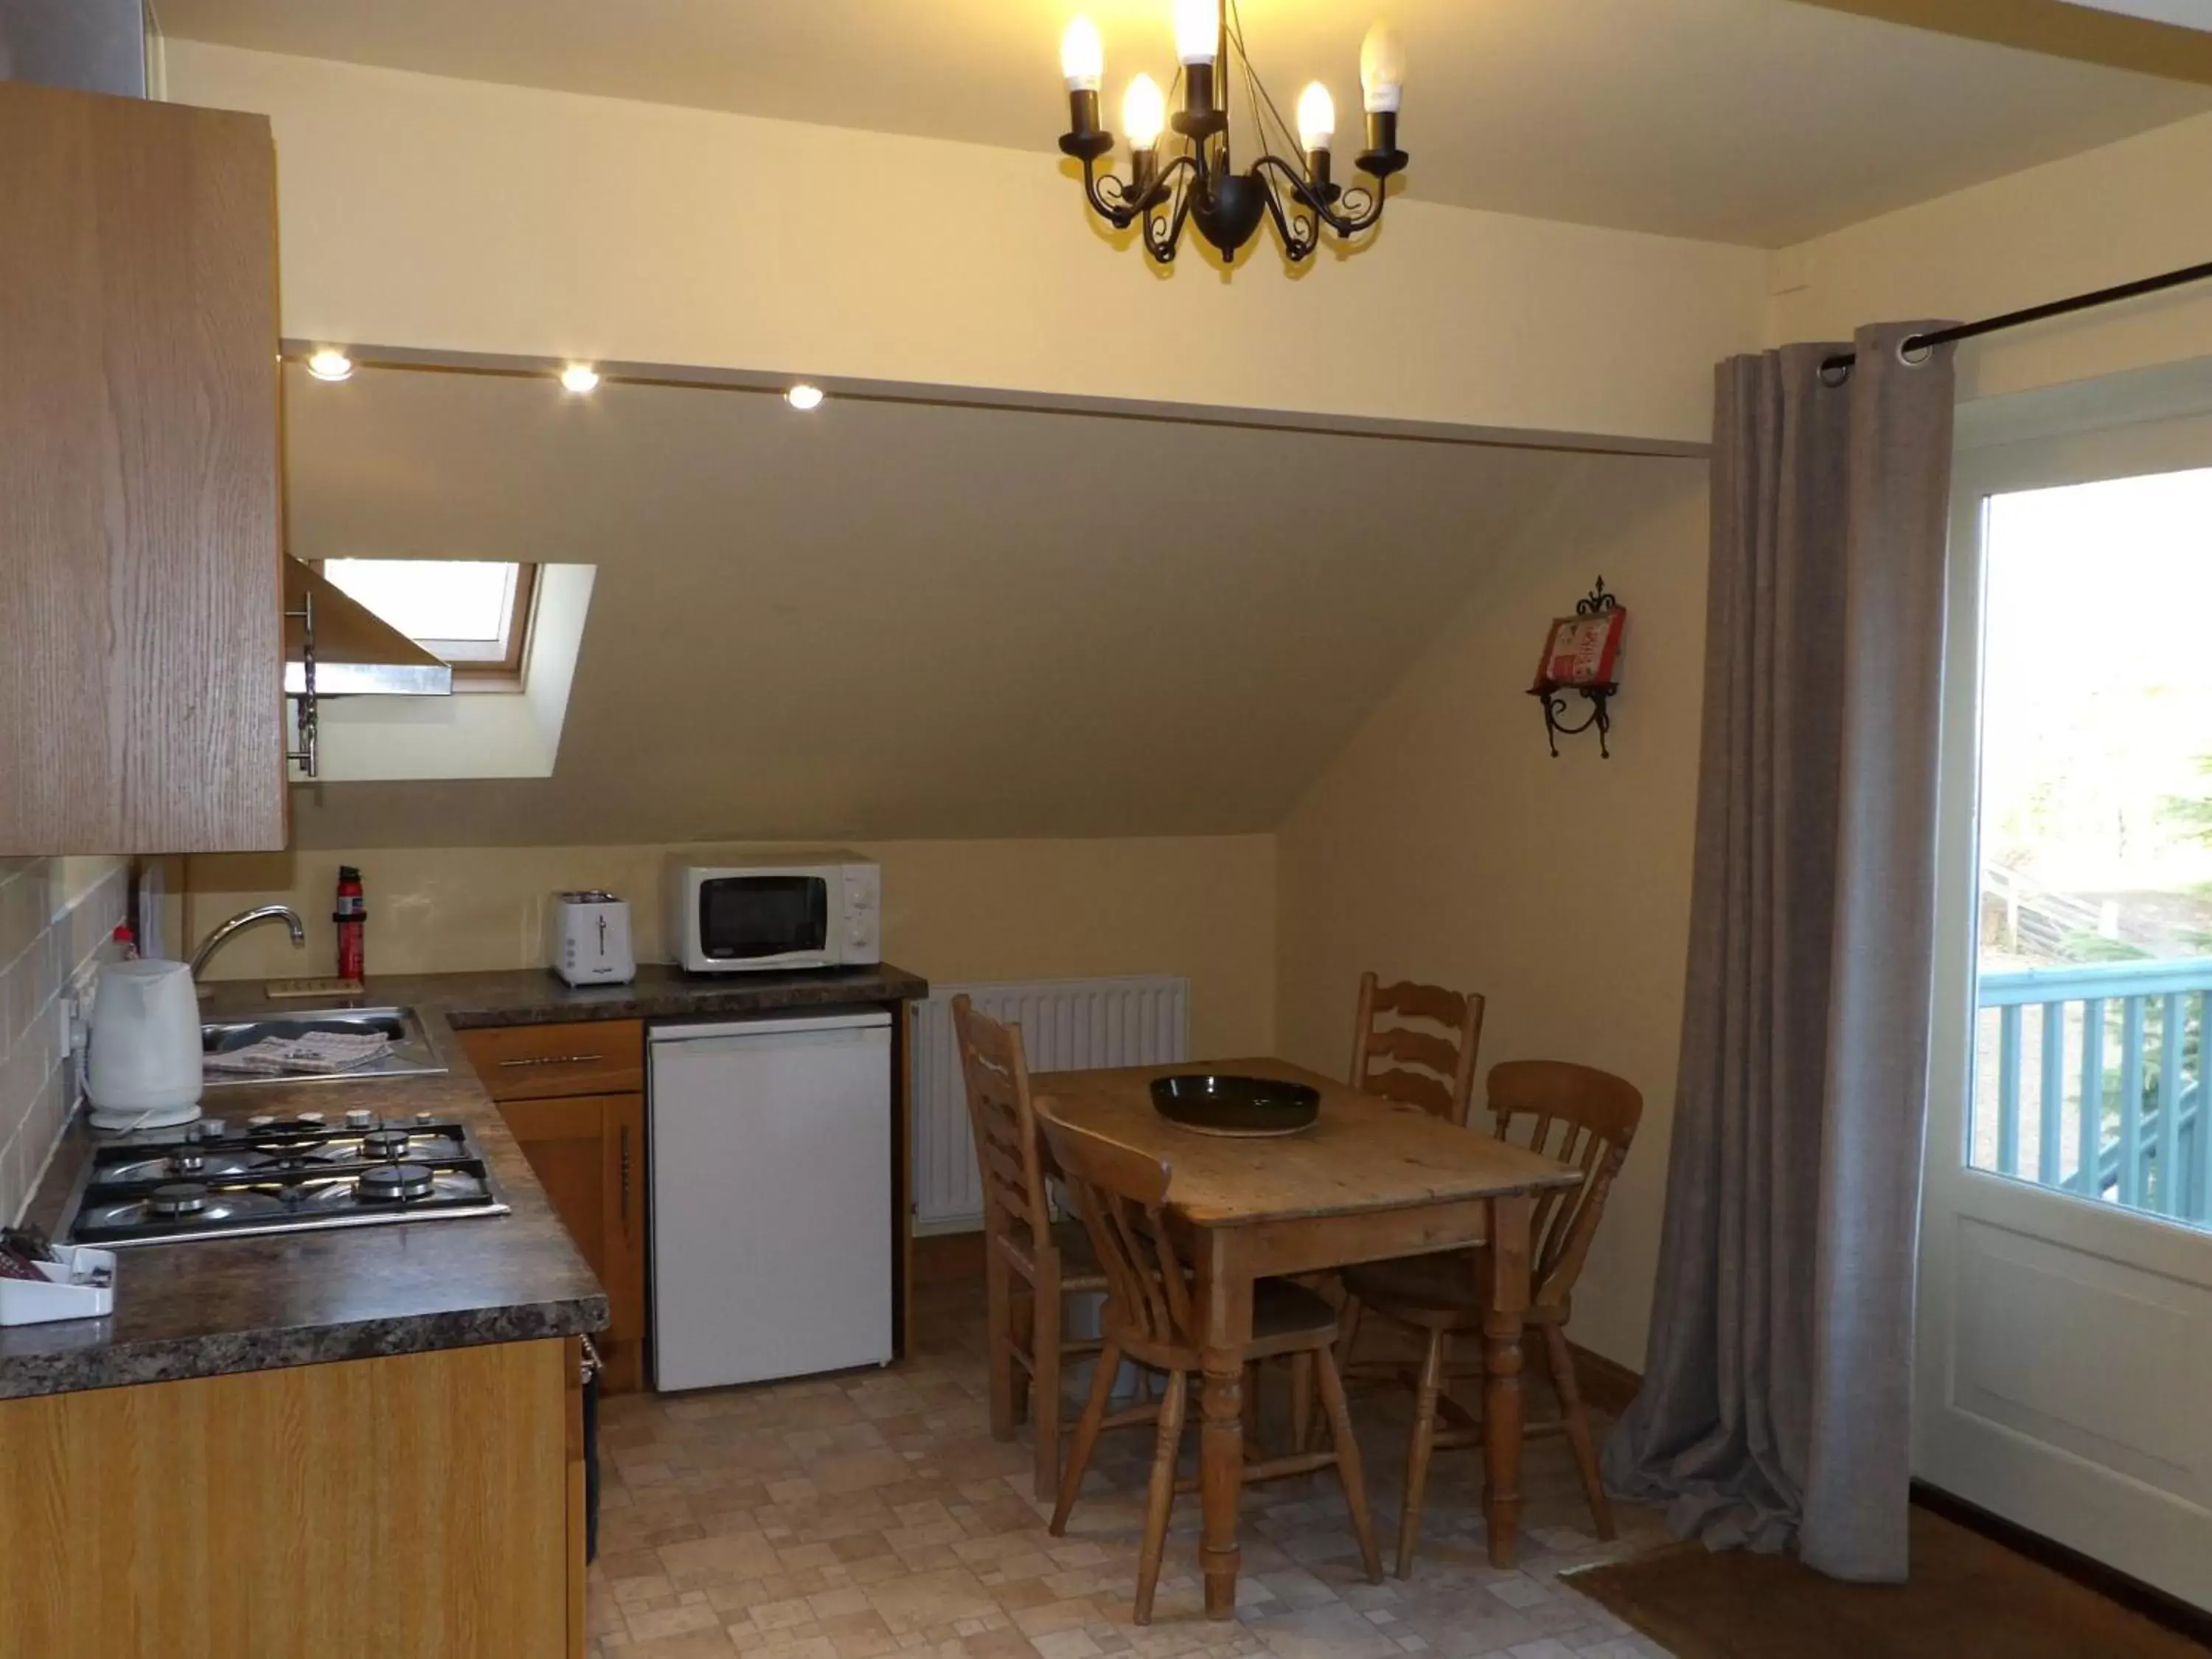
[157, 0, 2212, 246]
[279, 365, 1627, 849]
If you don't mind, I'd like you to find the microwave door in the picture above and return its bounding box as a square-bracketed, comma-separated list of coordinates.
[697, 874, 831, 963]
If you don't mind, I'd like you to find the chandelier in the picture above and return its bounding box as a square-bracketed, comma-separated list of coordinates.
[1056, 0, 1407, 266]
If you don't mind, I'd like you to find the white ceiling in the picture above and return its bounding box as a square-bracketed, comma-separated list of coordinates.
[158, 0, 2212, 246]
[276, 365, 1657, 849]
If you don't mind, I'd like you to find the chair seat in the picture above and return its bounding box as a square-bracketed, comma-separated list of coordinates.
[1343, 1251, 1569, 1327]
[996, 1216, 1108, 1290]
[1102, 1276, 1340, 1371]
[1253, 1277, 1341, 1345]
[1344, 1249, 1479, 1313]
[1343, 1249, 1539, 1329]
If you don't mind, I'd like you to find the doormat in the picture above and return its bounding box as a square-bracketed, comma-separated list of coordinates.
[1561, 1506, 2202, 1659]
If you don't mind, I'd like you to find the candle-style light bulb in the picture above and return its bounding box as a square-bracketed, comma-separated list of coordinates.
[1060, 17, 1104, 91]
[1173, 0, 1219, 66]
[1122, 72, 1166, 149]
[1296, 82, 1336, 152]
[1360, 19, 1405, 113]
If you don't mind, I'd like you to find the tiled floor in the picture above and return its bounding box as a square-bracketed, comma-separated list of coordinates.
[589, 1281, 1675, 1659]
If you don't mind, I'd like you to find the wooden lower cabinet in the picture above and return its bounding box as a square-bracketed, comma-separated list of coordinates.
[501, 1090, 648, 1391]
[461, 1021, 648, 1393]
[0, 1338, 583, 1659]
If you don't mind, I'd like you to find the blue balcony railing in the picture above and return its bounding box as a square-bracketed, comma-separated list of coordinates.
[1976, 959, 2212, 1224]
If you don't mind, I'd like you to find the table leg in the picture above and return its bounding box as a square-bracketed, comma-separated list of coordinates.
[1194, 1234, 1254, 1621]
[1478, 1193, 1533, 1569]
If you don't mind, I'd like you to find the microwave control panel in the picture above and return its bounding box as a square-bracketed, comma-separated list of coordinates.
[841, 863, 882, 962]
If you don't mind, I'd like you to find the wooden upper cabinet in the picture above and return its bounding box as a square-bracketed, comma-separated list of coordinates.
[0, 82, 285, 855]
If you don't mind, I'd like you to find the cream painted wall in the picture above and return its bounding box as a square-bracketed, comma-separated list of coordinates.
[1771, 106, 2212, 397]
[183, 836, 1276, 1060]
[1273, 453, 1709, 1371]
[162, 41, 1766, 447]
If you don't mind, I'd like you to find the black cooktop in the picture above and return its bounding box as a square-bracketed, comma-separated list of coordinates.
[64, 1112, 509, 1246]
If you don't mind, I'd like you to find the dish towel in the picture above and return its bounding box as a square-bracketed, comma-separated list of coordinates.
[202, 1032, 393, 1078]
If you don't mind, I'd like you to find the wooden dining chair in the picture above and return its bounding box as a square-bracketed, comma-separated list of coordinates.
[1300, 974, 1488, 1448]
[1339, 1060, 1641, 1576]
[952, 995, 1109, 1501]
[1350, 972, 1487, 1124]
[1037, 1112, 1383, 1624]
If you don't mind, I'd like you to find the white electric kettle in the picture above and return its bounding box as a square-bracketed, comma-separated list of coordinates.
[86, 959, 204, 1130]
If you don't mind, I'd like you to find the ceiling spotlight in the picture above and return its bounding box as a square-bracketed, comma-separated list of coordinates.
[785, 384, 825, 411]
[305, 348, 354, 383]
[559, 364, 601, 394]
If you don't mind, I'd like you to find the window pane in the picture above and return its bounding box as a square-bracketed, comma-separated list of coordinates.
[1970, 467, 2212, 1230]
[324, 560, 516, 644]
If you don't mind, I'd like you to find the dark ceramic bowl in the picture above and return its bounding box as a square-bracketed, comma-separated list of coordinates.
[1150, 1074, 1321, 1138]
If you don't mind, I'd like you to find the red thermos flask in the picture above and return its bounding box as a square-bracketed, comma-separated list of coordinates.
[335, 865, 366, 980]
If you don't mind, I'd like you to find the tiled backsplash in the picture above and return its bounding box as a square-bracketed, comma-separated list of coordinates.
[0, 858, 130, 1224]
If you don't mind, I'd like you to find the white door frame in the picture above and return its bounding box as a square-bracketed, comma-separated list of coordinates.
[1917, 398, 2212, 1608]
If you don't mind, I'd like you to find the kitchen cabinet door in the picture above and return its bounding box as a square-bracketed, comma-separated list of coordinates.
[498, 1091, 647, 1394]
[0, 81, 285, 855]
[0, 1340, 577, 1659]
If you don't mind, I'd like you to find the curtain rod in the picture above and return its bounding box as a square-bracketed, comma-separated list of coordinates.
[1818, 256, 2212, 377]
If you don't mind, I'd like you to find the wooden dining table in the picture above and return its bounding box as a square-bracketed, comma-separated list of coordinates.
[1032, 1056, 1583, 1621]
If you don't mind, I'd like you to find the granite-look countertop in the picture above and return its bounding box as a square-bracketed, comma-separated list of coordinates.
[1, 962, 927, 1402]
[368, 961, 929, 1029]
[1, 1027, 604, 1401]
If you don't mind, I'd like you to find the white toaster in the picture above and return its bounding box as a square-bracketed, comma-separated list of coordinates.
[547, 890, 636, 986]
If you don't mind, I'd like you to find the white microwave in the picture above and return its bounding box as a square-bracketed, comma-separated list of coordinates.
[665, 851, 881, 973]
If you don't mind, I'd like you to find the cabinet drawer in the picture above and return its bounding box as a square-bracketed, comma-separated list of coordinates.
[461, 1020, 643, 1100]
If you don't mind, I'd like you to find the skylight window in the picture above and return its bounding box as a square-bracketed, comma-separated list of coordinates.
[321, 559, 538, 678]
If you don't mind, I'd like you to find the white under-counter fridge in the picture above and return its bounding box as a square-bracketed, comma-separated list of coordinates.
[648, 1012, 895, 1391]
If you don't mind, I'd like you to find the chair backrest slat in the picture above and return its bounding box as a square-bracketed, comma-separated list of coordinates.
[1037, 1113, 1192, 1352]
[953, 995, 1054, 1249]
[1484, 1060, 1642, 1310]
[1363, 1066, 1458, 1120]
[1350, 970, 1486, 1126]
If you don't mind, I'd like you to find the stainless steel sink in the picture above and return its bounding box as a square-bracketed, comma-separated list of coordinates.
[199, 1005, 448, 1088]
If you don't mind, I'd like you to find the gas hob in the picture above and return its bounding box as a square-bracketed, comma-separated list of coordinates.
[62, 1110, 510, 1247]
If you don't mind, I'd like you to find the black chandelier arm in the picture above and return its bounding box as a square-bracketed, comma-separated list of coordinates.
[1080, 153, 1203, 250]
[1249, 159, 1320, 262]
[1142, 170, 1197, 262]
[1251, 154, 1384, 243]
[1081, 157, 1143, 229]
[1325, 182, 1380, 232]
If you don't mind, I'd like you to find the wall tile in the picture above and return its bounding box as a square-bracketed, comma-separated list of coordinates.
[0, 858, 127, 1224]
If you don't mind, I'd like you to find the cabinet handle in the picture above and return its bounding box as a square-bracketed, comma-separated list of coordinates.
[284, 588, 319, 779]
[495, 1053, 604, 1068]
[619, 1124, 632, 1226]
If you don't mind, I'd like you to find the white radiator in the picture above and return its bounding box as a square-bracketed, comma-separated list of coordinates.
[911, 975, 1190, 1234]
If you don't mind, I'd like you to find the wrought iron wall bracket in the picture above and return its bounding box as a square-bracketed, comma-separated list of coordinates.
[1528, 681, 1618, 759]
[1527, 576, 1623, 759]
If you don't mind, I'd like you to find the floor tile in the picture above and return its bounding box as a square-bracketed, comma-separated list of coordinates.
[591, 1281, 1667, 1655]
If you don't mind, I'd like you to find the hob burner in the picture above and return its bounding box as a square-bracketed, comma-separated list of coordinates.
[149, 1182, 209, 1217]
[360, 1128, 411, 1161]
[358, 1163, 436, 1203]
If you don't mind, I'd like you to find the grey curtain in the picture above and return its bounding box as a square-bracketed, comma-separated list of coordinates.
[1601, 322, 1956, 1582]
